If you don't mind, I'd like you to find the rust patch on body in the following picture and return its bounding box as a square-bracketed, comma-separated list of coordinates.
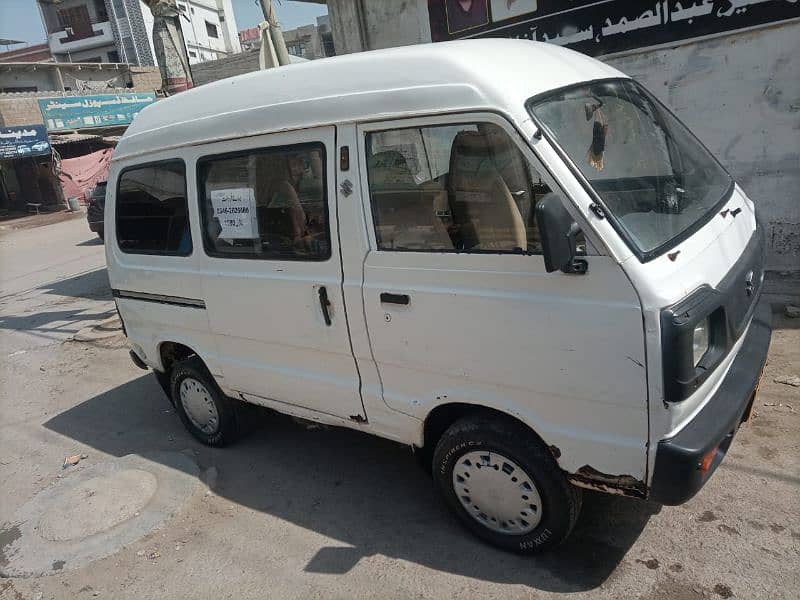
[569, 465, 647, 498]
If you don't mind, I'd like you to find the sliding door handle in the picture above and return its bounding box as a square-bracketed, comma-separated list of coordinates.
[318, 286, 332, 326]
[380, 292, 410, 305]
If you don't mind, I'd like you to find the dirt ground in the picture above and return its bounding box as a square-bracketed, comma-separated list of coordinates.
[0, 209, 83, 232]
[0, 219, 798, 599]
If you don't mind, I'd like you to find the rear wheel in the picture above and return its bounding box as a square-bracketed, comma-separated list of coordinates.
[170, 356, 240, 446]
[432, 414, 581, 553]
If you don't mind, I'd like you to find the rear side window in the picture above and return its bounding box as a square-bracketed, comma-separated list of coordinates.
[197, 143, 330, 260]
[116, 160, 191, 255]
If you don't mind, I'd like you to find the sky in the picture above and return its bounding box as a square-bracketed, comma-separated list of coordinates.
[0, 0, 328, 46]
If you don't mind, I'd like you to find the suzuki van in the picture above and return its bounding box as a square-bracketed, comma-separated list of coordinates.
[107, 39, 771, 553]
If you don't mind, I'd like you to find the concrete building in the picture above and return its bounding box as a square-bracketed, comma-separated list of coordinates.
[0, 63, 162, 213]
[0, 62, 160, 101]
[36, 0, 241, 67]
[284, 15, 334, 60]
[238, 15, 334, 60]
[105, 0, 157, 66]
[171, 0, 242, 64]
[36, 0, 120, 63]
[295, 0, 800, 281]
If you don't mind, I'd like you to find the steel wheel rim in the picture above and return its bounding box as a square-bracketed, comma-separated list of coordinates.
[452, 451, 543, 534]
[179, 377, 219, 435]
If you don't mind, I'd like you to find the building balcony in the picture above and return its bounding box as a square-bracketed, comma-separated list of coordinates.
[48, 21, 114, 55]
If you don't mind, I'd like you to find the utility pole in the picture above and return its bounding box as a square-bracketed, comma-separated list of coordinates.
[257, 0, 291, 69]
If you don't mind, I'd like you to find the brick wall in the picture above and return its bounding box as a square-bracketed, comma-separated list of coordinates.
[191, 50, 261, 87]
[0, 97, 45, 127]
[130, 67, 163, 91]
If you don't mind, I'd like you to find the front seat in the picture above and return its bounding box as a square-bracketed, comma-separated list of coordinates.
[367, 150, 452, 250]
[447, 130, 527, 252]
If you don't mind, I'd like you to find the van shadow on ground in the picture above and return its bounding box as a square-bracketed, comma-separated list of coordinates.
[37, 267, 111, 301]
[44, 374, 660, 592]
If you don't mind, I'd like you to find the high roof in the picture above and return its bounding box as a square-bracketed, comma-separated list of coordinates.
[114, 39, 625, 161]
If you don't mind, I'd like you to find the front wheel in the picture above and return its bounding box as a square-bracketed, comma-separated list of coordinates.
[432, 414, 581, 553]
[170, 356, 240, 446]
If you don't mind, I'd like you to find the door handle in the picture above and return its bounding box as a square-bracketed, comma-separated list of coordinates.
[318, 286, 332, 326]
[380, 292, 410, 305]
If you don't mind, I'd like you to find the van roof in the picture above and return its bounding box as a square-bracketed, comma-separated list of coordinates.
[114, 39, 625, 161]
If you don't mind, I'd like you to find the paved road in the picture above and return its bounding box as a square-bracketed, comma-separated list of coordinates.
[0, 218, 798, 599]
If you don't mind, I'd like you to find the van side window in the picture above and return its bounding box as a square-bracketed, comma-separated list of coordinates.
[365, 123, 548, 254]
[116, 160, 191, 256]
[197, 143, 330, 260]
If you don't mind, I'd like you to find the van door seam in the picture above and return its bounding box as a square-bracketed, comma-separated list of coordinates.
[353, 124, 388, 411]
[334, 125, 368, 420]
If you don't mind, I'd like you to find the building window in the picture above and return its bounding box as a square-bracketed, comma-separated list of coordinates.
[206, 21, 219, 38]
[108, 50, 120, 62]
[116, 161, 191, 256]
[364, 122, 547, 253]
[287, 43, 305, 56]
[1, 86, 37, 93]
[95, 0, 108, 21]
[198, 144, 330, 260]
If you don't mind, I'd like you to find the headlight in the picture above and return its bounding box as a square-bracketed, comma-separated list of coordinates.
[693, 318, 710, 367]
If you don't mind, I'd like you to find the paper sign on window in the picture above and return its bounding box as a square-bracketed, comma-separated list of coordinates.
[210, 188, 259, 239]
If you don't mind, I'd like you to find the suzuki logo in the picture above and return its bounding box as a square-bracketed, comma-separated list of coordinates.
[745, 270, 754, 298]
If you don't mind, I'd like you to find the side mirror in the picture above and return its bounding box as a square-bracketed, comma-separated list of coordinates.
[535, 194, 588, 274]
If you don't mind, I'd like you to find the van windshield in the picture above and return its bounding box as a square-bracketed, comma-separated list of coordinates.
[529, 79, 732, 258]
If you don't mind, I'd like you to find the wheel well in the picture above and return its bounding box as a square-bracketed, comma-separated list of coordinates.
[158, 342, 196, 373]
[418, 403, 550, 473]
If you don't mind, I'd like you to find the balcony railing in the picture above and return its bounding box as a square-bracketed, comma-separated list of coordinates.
[45, 14, 108, 35]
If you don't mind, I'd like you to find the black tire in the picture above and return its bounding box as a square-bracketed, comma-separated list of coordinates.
[432, 414, 581, 554]
[97, 229, 104, 241]
[170, 356, 240, 446]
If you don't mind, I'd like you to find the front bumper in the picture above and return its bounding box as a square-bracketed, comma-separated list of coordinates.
[649, 299, 772, 505]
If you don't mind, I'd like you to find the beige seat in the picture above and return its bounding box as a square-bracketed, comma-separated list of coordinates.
[447, 131, 527, 252]
[367, 150, 453, 250]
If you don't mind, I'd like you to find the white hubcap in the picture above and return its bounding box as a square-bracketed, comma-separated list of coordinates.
[179, 377, 219, 435]
[452, 451, 543, 534]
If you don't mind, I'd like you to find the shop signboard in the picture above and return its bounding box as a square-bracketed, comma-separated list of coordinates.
[427, 1, 800, 56]
[0, 125, 51, 160]
[38, 92, 157, 132]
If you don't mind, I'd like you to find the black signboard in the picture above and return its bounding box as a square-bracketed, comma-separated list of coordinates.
[0, 125, 51, 160]
[428, 1, 800, 56]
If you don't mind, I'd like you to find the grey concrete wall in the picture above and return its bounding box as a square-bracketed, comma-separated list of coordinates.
[606, 21, 800, 271]
[326, 0, 430, 53]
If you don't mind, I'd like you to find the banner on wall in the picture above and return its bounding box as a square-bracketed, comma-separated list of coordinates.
[428, 1, 800, 56]
[38, 93, 157, 132]
[0, 125, 50, 160]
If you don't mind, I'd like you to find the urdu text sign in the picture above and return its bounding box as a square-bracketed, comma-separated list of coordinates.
[38, 93, 157, 132]
[0, 125, 50, 160]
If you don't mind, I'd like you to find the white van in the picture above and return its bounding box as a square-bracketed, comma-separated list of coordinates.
[107, 39, 771, 553]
